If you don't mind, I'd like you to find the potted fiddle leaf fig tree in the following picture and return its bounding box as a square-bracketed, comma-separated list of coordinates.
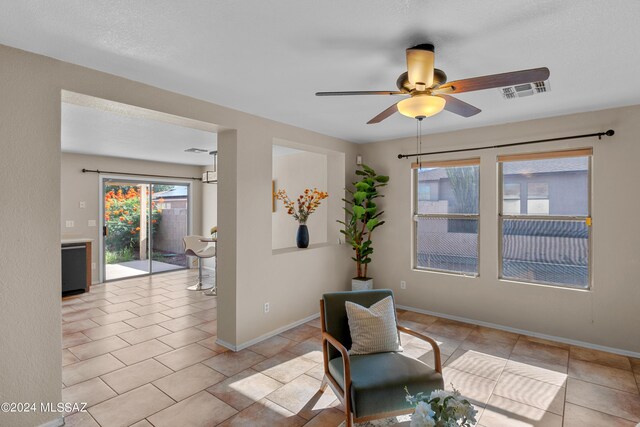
[338, 164, 389, 290]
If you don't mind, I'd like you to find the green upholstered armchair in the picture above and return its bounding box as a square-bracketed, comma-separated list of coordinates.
[319, 290, 444, 427]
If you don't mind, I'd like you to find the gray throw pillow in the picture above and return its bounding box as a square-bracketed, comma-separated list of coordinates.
[345, 296, 402, 355]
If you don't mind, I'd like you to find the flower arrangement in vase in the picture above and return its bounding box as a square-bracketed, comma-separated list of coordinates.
[274, 188, 328, 248]
[405, 388, 477, 427]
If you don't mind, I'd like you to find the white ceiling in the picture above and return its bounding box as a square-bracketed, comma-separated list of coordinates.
[62, 102, 217, 166]
[3, 1, 640, 143]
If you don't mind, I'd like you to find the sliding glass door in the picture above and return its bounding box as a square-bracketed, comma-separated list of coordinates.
[103, 179, 190, 281]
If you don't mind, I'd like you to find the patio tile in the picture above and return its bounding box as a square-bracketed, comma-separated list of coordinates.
[118, 324, 172, 345]
[62, 308, 108, 323]
[155, 342, 217, 371]
[218, 398, 305, 427]
[203, 349, 266, 377]
[153, 363, 225, 401]
[128, 302, 172, 316]
[63, 354, 125, 386]
[90, 310, 137, 326]
[566, 377, 640, 422]
[563, 402, 637, 427]
[68, 335, 130, 360]
[568, 358, 638, 394]
[88, 384, 174, 427]
[147, 391, 236, 427]
[570, 345, 632, 370]
[253, 351, 318, 383]
[99, 301, 141, 314]
[279, 324, 321, 343]
[444, 348, 507, 381]
[63, 332, 92, 349]
[63, 319, 100, 334]
[478, 394, 562, 427]
[249, 335, 296, 358]
[157, 327, 211, 349]
[82, 322, 135, 341]
[442, 366, 496, 407]
[504, 355, 568, 387]
[511, 337, 569, 367]
[158, 314, 205, 332]
[266, 374, 338, 420]
[101, 358, 172, 394]
[124, 312, 172, 328]
[208, 368, 283, 411]
[62, 411, 101, 427]
[62, 377, 117, 412]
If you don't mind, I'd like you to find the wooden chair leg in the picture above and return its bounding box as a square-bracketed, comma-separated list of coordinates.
[319, 375, 328, 392]
[345, 410, 353, 427]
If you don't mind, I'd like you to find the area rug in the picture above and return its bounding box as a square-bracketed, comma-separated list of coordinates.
[338, 414, 412, 427]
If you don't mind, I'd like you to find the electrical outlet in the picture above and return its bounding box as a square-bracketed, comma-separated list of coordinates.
[264, 302, 270, 313]
[91, 262, 96, 270]
[88, 219, 96, 227]
[65, 220, 74, 228]
[79, 201, 86, 208]
[400, 280, 407, 289]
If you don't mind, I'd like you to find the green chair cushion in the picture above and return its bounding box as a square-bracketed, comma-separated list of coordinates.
[328, 351, 444, 419]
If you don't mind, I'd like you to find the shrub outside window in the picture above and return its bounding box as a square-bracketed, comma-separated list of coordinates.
[413, 159, 480, 276]
[498, 149, 592, 289]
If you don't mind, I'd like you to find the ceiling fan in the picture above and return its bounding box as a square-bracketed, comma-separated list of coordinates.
[316, 44, 550, 124]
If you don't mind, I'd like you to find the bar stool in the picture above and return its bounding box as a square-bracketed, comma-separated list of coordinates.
[183, 235, 215, 291]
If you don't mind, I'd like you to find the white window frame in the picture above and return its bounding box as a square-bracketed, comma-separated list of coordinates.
[412, 158, 480, 277]
[497, 148, 593, 289]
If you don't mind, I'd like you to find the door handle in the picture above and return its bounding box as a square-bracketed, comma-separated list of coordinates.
[103, 226, 108, 237]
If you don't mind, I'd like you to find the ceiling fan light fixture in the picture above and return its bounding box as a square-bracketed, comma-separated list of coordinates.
[397, 95, 446, 119]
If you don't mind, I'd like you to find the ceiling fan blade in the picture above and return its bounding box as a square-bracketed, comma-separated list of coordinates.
[437, 95, 481, 117]
[367, 102, 399, 124]
[406, 44, 435, 87]
[315, 91, 404, 96]
[435, 67, 550, 94]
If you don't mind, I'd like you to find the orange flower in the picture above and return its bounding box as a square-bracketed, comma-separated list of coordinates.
[135, 227, 141, 231]
[119, 216, 125, 221]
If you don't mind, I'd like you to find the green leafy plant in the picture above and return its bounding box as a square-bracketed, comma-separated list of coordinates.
[338, 164, 389, 279]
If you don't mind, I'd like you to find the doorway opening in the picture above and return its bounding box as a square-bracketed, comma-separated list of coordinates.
[102, 179, 192, 281]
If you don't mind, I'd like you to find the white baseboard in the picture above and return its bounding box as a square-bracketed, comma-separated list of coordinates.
[397, 304, 640, 359]
[40, 416, 64, 427]
[216, 312, 321, 352]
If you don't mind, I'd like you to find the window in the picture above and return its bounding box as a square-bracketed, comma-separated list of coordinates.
[413, 159, 479, 275]
[498, 149, 592, 288]
[503, 183, 521, 215]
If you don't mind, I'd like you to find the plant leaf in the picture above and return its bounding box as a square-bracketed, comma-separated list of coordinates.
[352, 205, 365, 219]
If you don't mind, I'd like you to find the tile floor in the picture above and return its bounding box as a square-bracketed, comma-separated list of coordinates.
[61, 270, 640, 426]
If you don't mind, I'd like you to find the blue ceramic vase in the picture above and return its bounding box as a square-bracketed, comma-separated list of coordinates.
[296, 224, 309, 248]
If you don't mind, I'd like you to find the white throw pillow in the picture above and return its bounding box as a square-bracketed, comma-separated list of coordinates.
[345, 296, 402, 355]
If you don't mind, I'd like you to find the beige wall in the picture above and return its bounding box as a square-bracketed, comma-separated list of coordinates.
[362, 105, 640, 355]
[0, 44, 356, 427]
[61, 152, 204, 282]
[272, 150, 328, 250]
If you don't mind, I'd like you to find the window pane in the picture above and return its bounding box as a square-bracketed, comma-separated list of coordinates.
[503, 199, 521, 215]
[502, 156, 588, 216]
[417, 165, 479, 214]
[416, 217, 478, 275]
[501, 219, 589, 288]
[504, 183, 521, 199]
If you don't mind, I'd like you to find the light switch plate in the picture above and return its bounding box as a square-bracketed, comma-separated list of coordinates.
[88, 220, 96, 227]
[79, 201, 86, 208]
[65, 220, 74, 228]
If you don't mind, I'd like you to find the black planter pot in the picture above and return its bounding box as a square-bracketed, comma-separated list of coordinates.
[296, 224, 309, 248]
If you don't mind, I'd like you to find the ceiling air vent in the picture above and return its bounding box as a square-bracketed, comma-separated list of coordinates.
[501, 80, 550, 100]
[184, 148, 209, 153]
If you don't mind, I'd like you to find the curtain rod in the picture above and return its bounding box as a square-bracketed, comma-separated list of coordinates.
[82, 168, 202, 181]
[397, 129, 615, 159]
